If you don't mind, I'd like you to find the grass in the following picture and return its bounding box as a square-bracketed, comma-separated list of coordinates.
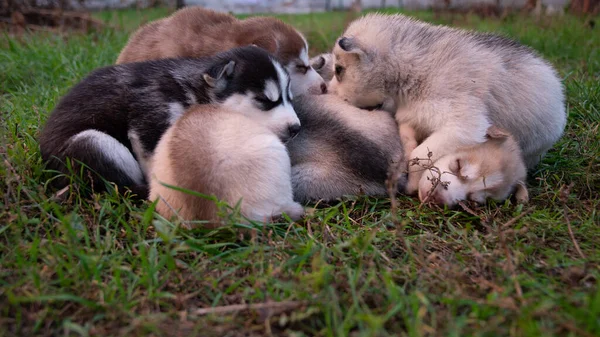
[1, 7, 599, 337]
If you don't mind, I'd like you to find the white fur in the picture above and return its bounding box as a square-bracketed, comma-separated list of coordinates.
[167, 102, 186, 124]
[264, 79, 280, 102]
[289, 65, 326, 96]
[272, 58, 290, 101]
[286, 42, 327, 96]
[127, 130, 149, 178]
[69, 129, 144, 185]
[220, 93, 300, 140]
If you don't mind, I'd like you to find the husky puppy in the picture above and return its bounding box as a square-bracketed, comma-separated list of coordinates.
[310, 53, 334, 82]
[328, 13, 566, 194]
[416, 125, 529, 208]
[149, 104, 304, 224]
[39, 46, 299, 198]
[287, 94, 406, 203]
[116, 6, 326, 96]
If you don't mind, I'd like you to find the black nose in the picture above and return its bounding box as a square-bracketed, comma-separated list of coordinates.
[320, 82, 327, 94]
[288, 124, 301, 138]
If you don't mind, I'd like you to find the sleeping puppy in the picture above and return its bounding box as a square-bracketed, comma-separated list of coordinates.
[288, 94, 407, 203]
[413, 125, 529, 207]
[39, 46, 299, 198]
[149, 104, 304, 225]
[116, 6, 326, 96]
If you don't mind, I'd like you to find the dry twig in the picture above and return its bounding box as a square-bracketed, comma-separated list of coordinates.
[191, 300, 306, 316]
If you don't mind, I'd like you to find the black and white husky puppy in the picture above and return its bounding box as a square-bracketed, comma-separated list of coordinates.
[39, 46, 299, 198]
[287, 94, 407, 203]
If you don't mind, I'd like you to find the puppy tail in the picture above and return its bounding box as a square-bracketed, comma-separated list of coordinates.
[43, 129, 147, 198]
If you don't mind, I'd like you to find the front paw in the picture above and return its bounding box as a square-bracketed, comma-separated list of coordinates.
[405, 170, 422, 195]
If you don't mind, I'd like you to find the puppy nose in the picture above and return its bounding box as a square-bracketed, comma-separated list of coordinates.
[288, 124, 301, 138]
[320, 82, 327, 94]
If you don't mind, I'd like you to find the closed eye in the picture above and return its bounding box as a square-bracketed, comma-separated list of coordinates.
[254, 94, 279, 110]
[295, 64, 309, 74]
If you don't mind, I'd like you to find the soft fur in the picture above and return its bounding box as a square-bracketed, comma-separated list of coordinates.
[116, 6, 326, 95]
[287, 94, 406, 203]
[40, 46, 299, 198]
[328, 13, 566, 194]
[416, 125, 529, 207]
[149, 104, 304, 225]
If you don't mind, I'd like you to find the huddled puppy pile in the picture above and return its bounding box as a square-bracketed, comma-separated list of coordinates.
[39, 7, 567, 225]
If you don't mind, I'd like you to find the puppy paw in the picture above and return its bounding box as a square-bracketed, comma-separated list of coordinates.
[405, 170, 421, 195]
[515, 182, 529, 203]
[282, 202, 305, 221]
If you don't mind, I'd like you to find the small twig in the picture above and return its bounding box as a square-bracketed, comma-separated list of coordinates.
[559, 183, 586, 259]
[457, 200, 480, 217]
[191, 300, 306, 316]
[501, 207, 534, 229]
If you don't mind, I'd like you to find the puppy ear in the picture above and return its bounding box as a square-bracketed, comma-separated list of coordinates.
[337, 37, 368, 59]
[310, 55, 326, 70]
[485, 125, 510, 141]
[203, 61, 236, 88]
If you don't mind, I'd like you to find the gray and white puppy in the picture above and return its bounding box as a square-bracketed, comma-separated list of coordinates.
[328, 13, 566, 194]
[287, 94, 406, 203]
[39, 46, 299, 198]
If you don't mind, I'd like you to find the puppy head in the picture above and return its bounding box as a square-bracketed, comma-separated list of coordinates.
[417, 126, 528, 207]
[208, 46, 300, 141]
[241, 18, 326, 96]
[284, 40, 327, 96]
[328, 36, 391, 111]
[310, 53, 334, 82]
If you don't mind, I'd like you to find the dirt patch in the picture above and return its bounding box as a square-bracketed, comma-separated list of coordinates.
[1, 9, 107, 35]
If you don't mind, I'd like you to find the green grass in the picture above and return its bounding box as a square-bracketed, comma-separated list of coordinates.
[1, 7, 599, 337]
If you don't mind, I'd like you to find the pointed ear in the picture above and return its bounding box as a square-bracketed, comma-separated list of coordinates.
[485, 125, 510, 141]
[203, 61, 236, 88]
[337, 37, 368, 60]
[310, 55, 326, 70]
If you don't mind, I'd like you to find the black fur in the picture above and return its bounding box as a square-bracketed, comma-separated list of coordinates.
[287, 95, 406, 203]
[39, 46, 287, 198]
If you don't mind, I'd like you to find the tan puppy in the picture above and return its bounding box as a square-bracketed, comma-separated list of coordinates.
[415, 125, 529, 208]
[149, 104, 304, 226]
[116, 6, 326, 96]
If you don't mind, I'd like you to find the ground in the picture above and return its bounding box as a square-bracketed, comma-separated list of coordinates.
[0, 7, 599, 337]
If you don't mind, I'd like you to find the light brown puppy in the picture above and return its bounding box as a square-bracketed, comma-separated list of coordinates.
[413, 125, 529, 208]
[149, 104, 304, 226]
[116, 6, 326, 95]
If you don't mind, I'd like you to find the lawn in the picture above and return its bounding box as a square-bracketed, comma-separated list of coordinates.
[1, 7, 599, 337]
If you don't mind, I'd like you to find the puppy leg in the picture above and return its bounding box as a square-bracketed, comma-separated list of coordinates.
[399, 123, 418, 160]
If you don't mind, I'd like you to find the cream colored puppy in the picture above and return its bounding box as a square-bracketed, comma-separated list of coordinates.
[328, 13, 566, 195]
[149, 105, 304, 225]
[415, 125, 529, 207]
